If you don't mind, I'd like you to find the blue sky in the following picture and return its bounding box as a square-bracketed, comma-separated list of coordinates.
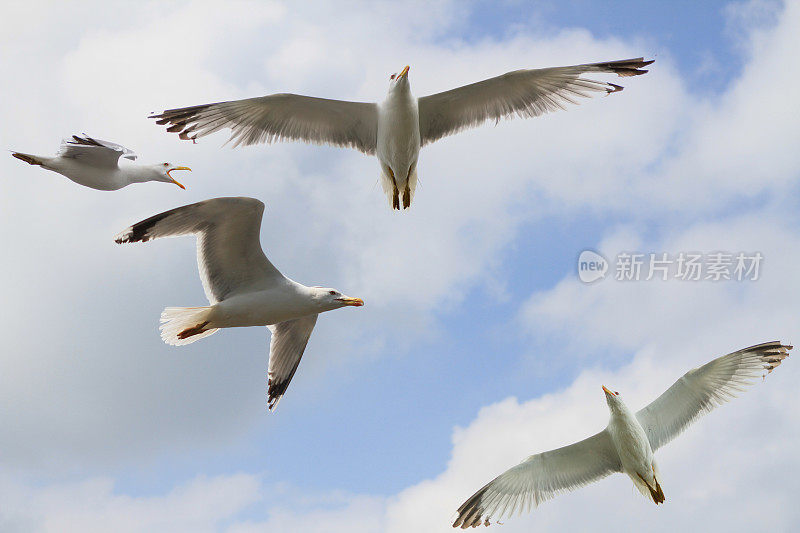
[1, 1, 798, 532]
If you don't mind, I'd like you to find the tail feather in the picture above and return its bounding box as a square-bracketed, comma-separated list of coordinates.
[403, 165, 418, 209]
[11, 152, 44, 166]
[160, 307, 218, 346]
[380, 165, 399, 210]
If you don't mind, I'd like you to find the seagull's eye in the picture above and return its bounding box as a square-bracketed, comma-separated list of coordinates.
[390, 74, 396, 80]
[329, 290, 337, 296]
[163, 163, 169, 167]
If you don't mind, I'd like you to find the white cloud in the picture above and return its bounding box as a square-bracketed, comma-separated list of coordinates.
[383, 343, 799, 532]
[0, 1, 798, 531]
[377, 213, 800, 532]
[0, 0, 681, 469]
[0, 472, 391, 533]
[0, 473, 262, 533]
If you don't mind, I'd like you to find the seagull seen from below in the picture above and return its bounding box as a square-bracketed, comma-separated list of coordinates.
[11, 135, 191, 191]
[150, 57, 653, 210]
[114, 197, 364, 410]
[452, 341, 791, 528]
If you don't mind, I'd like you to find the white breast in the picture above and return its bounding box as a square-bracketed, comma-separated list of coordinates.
[48, 158, 127, 190]
[210, 282, 318, 328]
[609, 409, 653, 474]
[377, 92, 420, 183]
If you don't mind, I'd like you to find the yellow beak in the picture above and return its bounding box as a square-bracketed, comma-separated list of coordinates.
[167, 166, 191, 189]
[602, 385, 613, 395]
[337, 297, 365, 307]
[398, 65, 410, 78]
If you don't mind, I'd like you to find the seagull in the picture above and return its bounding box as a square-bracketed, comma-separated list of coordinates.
[114, 197, 364, 410]
[11, 135, 191, 191]
[150, 57, 653, 209]
[452, 341, 791, 528]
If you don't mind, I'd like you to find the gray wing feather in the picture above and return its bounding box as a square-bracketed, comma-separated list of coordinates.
[636, 341, 791, 452]
[452, 430, 621, 528]
[266, 315, 319, 411]
[58, 135, 137, 167]
[419, 57, 653, 145]
[150, 94, 379, 153]
[114, 197, 283, 303]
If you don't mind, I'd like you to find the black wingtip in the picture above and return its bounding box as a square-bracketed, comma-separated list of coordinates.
[452, 485, 490, 528]
[69, 135, 103, 147]
[267, 375, 290, 412]
[11, 152, 42, 165]
[756, 342, 792, 374]
[114, 210, 172, 245]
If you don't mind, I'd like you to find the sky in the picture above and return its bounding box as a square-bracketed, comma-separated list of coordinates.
[0, 0, 798, 531]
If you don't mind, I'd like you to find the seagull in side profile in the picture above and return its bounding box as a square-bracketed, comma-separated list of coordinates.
[114, 197, 364, 410]
[11, 135, 190, 191]
[452, 341, 791, 528]
[150, 57, 653, 210]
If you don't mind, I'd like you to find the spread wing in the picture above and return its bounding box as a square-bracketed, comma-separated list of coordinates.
[150, 94, 379, 153]
[452, 430, 621, 528]
[58, 135, 137, 168]
[266, 314, 319, 411]
[114, 197, 283, 303]
[636, 341, 791, 452]
[418, 57, 653, 146]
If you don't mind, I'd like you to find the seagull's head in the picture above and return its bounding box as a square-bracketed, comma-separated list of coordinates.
[311, 287, 365, 311]
[602, 385, 623, 410]
[151, 162, 191, 189]
[388, 65, 411, 92]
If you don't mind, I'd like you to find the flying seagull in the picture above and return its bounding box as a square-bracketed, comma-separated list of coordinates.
[114, 197, 364, 410]
[452, 341, 791, 528]
[150, 57, 653, 209]
[11, 135, 191, 191]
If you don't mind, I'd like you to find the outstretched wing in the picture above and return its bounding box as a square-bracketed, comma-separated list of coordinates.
[114, 197, 283, 303]
[418, 57, 653, 146]
[452, 430, 621, 528]
[58, 135, 137, 168]
[150, 94, 379, 153]
[266, 314, 319, 411]
[636, 341, 791, 452]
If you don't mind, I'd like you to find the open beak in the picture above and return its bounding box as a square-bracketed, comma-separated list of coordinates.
[167, 166, 191, 189]
[398, 65, 410, 78]
[337, 297, 364, 307]
[602, 385, 613, 396]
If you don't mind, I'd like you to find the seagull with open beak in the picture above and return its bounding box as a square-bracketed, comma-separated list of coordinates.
[11, 135, 191, 191]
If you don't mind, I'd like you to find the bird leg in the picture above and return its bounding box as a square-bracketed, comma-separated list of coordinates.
[637, 471, 665, 504]
[652, 466, 665, 504]
[402, 184, 411, 209]
[178, 320, 210, 340]
[387, 167, 400, 210]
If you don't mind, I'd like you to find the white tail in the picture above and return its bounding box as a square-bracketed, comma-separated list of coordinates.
[160, 307, 219, 346]
[379, 167, 396, 208]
